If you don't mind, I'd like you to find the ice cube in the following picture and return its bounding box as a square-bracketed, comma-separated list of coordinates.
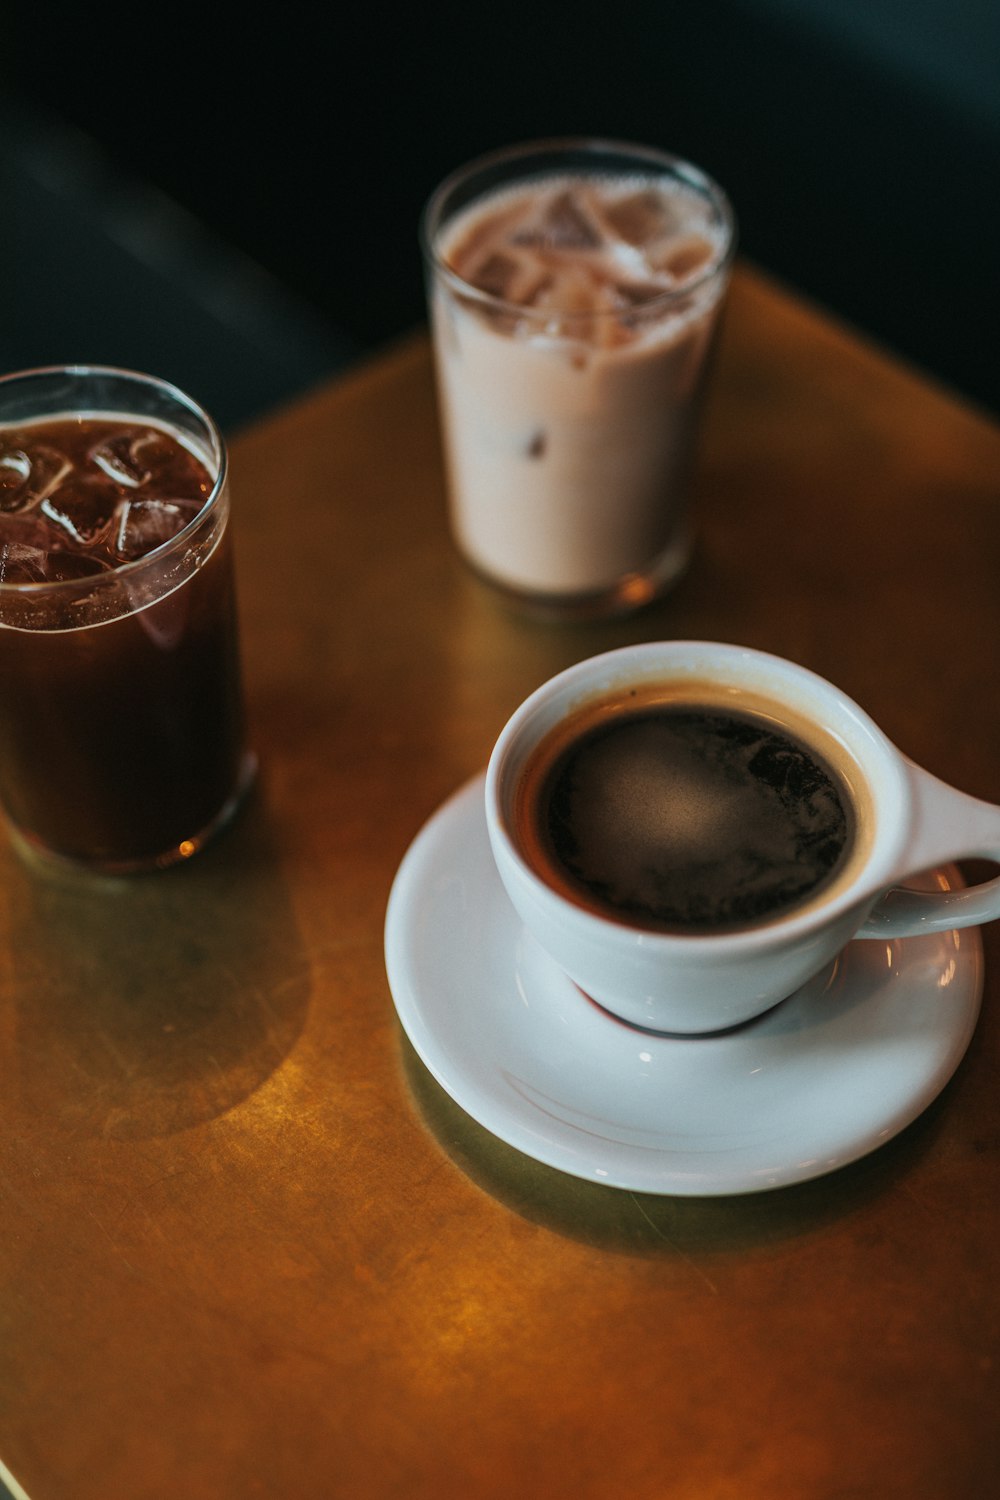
[89, 426, 176, 490]
[1, 513, 54, 582]
[0, 514, 107, 583]
[0, 447, 30, 497]
[653, 235, 716, 281]
[472, 248, 557, 307]
[113, 497, 203, 561]
[530, 263, 601, 316]
[0, 441, 72, 513]
[602, 190, 679, 248]
[40, 476, 120, 548]
[512, 189, 602, 251]
[0, 536, 50, 584]
[469, 251, 528, 300]
[611, 278, 669, 307]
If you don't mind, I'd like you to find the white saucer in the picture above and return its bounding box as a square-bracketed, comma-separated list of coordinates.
[384, 775, 983, 1196]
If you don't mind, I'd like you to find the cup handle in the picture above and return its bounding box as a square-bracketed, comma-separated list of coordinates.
[857, 759, 1000, 938]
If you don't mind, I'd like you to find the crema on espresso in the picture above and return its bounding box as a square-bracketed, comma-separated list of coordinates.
[515, 686, 864, 934]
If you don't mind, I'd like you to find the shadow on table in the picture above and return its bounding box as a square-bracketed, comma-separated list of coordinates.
[7, 786, 310, 1141]
[399, 1033, 955, 1256]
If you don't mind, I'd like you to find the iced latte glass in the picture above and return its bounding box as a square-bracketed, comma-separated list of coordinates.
[0, 365, 254, 872]
[422, 139, 736, 619]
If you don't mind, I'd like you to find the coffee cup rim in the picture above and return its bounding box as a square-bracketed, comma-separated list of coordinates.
[486, 640, 910, 950]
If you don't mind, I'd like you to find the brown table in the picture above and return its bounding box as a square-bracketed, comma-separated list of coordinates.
[2, 264, 999, 1499]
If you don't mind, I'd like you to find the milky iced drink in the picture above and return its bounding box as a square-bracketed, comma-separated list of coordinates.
[0, 411, 249, 868]
[428, 155, 733, 612]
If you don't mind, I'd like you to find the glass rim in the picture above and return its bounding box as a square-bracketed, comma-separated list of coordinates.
[0, 362, 228, 598]
[419, 135, 737, 321]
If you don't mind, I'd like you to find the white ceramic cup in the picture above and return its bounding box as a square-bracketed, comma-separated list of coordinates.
[485, 641, 1000, 1033]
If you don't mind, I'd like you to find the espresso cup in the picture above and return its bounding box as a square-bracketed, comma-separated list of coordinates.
[485, 641, 1000, 1033]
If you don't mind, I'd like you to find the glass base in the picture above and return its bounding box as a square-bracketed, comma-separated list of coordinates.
[5, 750, 258, 877]
[463, 528, 693, 624]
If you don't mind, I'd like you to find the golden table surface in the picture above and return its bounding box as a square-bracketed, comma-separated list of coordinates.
[2, 265, 999, 1499]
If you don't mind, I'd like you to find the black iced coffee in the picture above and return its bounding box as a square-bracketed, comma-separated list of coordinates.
[0, 375, 252, 871]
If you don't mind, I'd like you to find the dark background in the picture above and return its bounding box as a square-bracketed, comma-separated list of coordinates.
[2, 0, 998, 430]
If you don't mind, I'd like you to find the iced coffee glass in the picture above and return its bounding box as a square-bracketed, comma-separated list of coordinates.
[0, 365, 254, 872]
[422, 138, 736, 619]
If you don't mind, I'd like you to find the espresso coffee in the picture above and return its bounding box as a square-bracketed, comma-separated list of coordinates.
[516, 689, 860, 933]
